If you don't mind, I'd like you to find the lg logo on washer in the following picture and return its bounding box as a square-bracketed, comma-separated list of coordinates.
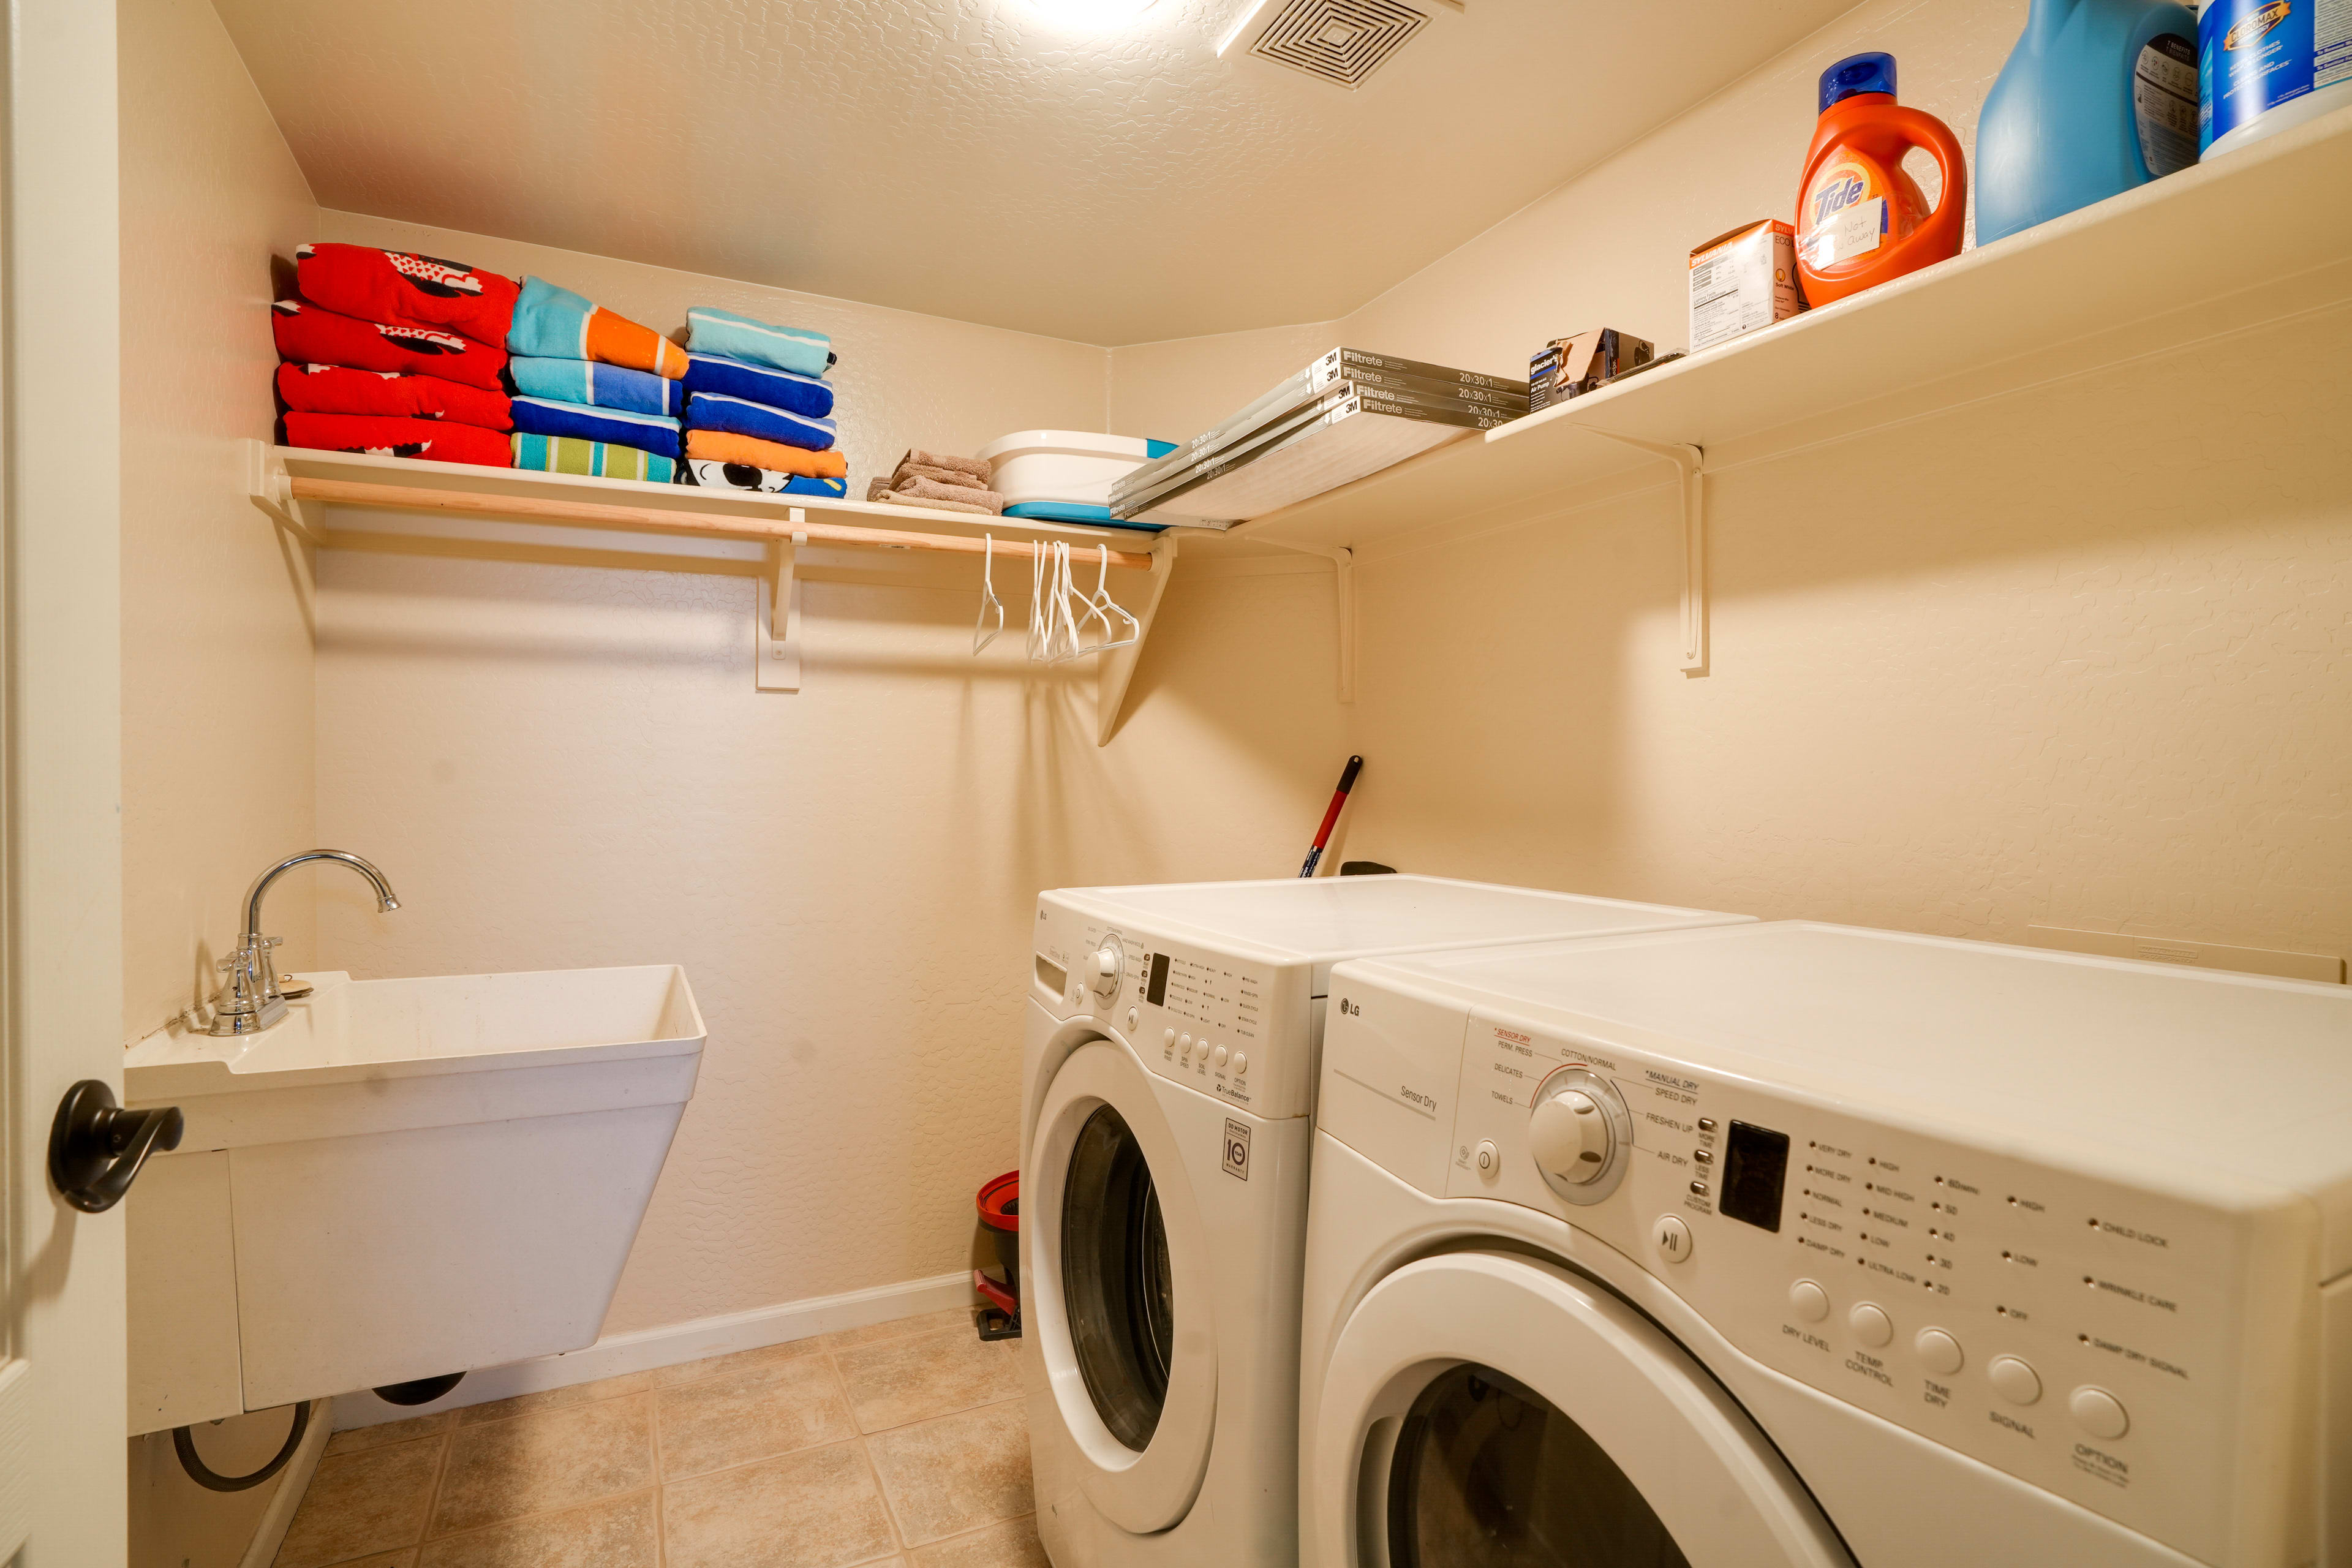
[1340, 997, 1360, 1016]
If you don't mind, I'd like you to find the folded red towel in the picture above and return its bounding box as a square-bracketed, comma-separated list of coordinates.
[282, 412, 512, 468]
[272, 300, 509, 390]
[295, 243, 519, 343]
[276, 363, 512, 431]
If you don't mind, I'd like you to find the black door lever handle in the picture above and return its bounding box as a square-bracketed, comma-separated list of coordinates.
[48, 1079, 183, 1213]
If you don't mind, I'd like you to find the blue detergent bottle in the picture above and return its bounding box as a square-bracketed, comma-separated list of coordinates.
[1977, 0, 2202, 244]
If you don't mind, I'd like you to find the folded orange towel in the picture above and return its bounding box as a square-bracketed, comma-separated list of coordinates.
[684, 428, 849, 478]
[508, 276, 688, 380]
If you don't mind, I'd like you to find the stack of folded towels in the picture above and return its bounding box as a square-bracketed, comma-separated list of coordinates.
[671, 307, 845, 498]
[505, 278, 689, 482]
[271, 243, 518, 467]
[866, 451, 1004, 515]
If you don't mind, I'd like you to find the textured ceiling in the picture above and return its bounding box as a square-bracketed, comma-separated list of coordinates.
[214, 0, 1854, 345]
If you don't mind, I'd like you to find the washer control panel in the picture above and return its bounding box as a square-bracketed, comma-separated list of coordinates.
[1035, 900, 1314, 1118]
[1422, 1008, 2305, 1568]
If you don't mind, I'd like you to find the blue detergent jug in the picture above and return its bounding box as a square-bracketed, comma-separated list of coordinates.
[1977, 0, 2201, 244]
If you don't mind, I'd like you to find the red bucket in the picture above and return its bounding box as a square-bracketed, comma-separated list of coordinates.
[974, 1171, 1020, 1340]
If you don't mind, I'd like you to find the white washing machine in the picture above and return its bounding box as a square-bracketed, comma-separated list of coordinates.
[1302, 921, 2352, 1568]
[1020, 875, 1751, 1568]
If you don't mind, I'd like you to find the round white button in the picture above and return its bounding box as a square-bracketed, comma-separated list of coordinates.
[1163, 1027, 1175, 1046]
[1474, 1140, 1498, 1175]
[1653, 1215, 1694, 1263]
[1914, 1328, 1964, 1375]
[1232, 1052, 1248, 1076]
[1127, 1008, 1139, 1031]
[1212, 1044, 1228, 1068]
[1849, 1303, 1893, 1347]
[1789, 1280, 1830, 1322]
[1989, 1355, 2042, 1406]
[2068, 1385, 2128, 1440]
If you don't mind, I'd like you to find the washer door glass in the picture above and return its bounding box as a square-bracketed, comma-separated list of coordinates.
[1389, 1362, 1689, 1567]
[1061, 1102, 1175, 1451]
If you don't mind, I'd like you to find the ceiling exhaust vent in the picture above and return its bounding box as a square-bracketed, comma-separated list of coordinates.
[1217, 0, 1461, 89]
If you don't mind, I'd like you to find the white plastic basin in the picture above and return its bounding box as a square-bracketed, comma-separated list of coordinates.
[124, 966, 704, 1421]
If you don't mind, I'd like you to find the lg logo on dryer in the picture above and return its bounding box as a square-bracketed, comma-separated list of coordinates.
[1340, 998, 1360, 1016]
[1223, 1119, 1252, 1182]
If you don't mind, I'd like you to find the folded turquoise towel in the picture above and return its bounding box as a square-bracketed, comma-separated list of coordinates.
[686, 306, 831, 378]
[511, 356, 684, 418]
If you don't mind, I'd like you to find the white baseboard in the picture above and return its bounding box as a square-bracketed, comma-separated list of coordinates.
[332, 1271, 977, 1430]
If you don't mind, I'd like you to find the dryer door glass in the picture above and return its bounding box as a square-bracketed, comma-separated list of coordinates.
[1061, 1103, 1175, 1451]
[1389, 1363, 1689, 1567]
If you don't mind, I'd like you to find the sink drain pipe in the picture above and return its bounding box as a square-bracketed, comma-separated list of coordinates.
[172, 1401, 310, 1492]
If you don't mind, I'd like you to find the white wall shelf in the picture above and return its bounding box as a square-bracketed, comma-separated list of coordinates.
[1229, 102, 2352, 671]
[247, 440, 1185, 744]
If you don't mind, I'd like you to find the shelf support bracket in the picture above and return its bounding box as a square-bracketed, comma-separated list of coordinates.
[755, 517, 809, 693]
[1265, 543, 1355, 703]
[1588, 432, 1706, 674]
[1095, 532, 1181, 746]
[243, 438, 322, 545]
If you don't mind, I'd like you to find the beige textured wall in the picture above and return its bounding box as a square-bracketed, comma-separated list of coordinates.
[119, 0, 321, 1040]
[119, 0, 322, 1555]
[1336, 0, 2350, 962]
[305, 222, 1346, 1330]
[1110, 0, 2351, 966]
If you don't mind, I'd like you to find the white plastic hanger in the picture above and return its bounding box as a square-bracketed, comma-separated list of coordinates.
[1027, 538, 1050, 662]
[974, 534, 1004, 654]
[1080, 543, 1139, 652]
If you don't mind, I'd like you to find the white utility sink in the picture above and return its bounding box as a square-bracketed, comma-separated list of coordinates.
[124, 966, 704, 1431]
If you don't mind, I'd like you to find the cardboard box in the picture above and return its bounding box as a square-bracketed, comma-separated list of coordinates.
[1689, 219, 1801, 353]
[1528, 329, 1656, 413]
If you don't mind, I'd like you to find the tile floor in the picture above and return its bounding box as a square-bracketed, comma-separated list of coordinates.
[272, 1308, 1046, 1568]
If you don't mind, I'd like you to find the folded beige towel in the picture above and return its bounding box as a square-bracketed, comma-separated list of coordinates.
[894, 473, 1005, 512]
[901, 448, 992, 483]
[867, 475, 997, 515]
[894, 460, 981, 488]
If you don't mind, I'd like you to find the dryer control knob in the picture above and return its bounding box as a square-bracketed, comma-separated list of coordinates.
[1529, 1090, 1613, 1184]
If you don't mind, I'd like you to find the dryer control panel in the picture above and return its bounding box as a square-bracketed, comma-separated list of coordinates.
[1322, 989, 2314, 1568]
[1035, 900, 1316, 1120]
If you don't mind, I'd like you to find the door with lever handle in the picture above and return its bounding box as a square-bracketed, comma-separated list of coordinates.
[48, 1079, 183, 1213]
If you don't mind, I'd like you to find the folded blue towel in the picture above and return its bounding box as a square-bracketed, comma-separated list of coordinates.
[682, 353, 834, 420]
[685, 306, 831, 377]
[684, 391, 835, 453]
[684, 458, 847, 498]
[510, 394, 682, 461]
[511, 356, 684, 418]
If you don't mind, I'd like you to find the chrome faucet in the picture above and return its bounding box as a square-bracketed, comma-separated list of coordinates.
[208, 851, 401, 1036]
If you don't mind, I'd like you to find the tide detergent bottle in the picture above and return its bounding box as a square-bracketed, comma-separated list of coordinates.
[1795, 53, 1968, 307]
[1977, 0, 2200, 244]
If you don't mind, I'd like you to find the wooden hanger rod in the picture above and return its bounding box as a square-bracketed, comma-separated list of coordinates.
[288, 477, 1157, 571]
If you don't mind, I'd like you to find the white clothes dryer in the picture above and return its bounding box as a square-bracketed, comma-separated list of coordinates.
[1020, 875, 1750, 1568]
[1302, 921, 2352, 1568]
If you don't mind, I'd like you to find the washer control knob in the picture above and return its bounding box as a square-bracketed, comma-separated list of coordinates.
[1126, 1008, 1139, 1031]
[1178, 1034, 1192, 1061]
[1474, 1140, 1499, 1176]
[1232, 1052, 1248, 1076]
[1529, 1090, 1613, 1184]
[1653, 1215, 1694, 1263]
[1789, 1280, 1831, 1322]
[1849, 1303, 1893, 1347]
[1914, 1328, 1965, 1375]
[1212, 1044, 1228, 1068]
[1091, 941, 1123, 1000]
[1989, 1355, 2043, 1406]
[2068, 1386, 2128, 1440]
[1163, 1028, 1176, 1047]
